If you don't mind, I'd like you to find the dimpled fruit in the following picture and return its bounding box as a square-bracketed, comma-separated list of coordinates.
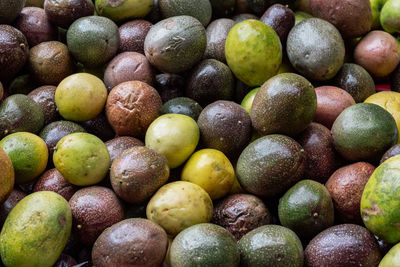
[361, 155, 400, 243]
[0, 147, 14, 204]
[181, 149, 235, 200]
[146, 181, 213, 236]
[53, 133, 110, 186]
[55, 73, 107, 122]
[95, 0, 153, 23]
[145, 114, 200, 168]
[332, 103, 398, 162]
[0, 191, 72, 267]
[287, 18, 345, 81]
[67, 16, 119, 67]
[225, 19, 282, 87]
[365, 91, 400, 143]
[251, 73, 316, 136]
[0, 132, 48, 184]
[170, 223, 240, 267]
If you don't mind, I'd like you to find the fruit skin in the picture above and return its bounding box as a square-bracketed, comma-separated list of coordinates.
[204, 18, 235, 63]
[182, 149, 235, 200]
[380, 0, 400, 34]
[236, 134, 306, 198]
[305, 224, 381, 267]
[0, 132, 48, 184]
[287, 18, 345, 81]
[225, 19, 282, 87]
[332, 103, 398, 163]
[238, 225, 304, 267]
[0, 191, 72, 267]
[95, 0, 153, 23]
[159, 0, 212, 26]
[278, 180, 334, 239]
[0, 94, 44, 139]
[0, 147, 14, 204]
[251, 73, 316, 136]
[92, 218, 168, 267]
[170, 223, 240, 267]
[361, 155, 400, 243]
[381, 144, 400, 163]
[241, 87, 259, 115]
[55, 73, 107, 122]
[28, 86, 60, 126]
[145, 114, 200, 168]
[309, 0, 372, 38]
[370, 0, 388, 29]
[162, 97, 203, 121]
[146, 181, 213, 236]
[326, 162, 375, 224]
[379, 242, 400, 267]
[365, 91, 400, 143]
[67, 16, 119, 67]
[53, 132, 110, 186]
[0, 0, 26, 24]
[260, 3, 295, 45]
[144, 16, 206, 74]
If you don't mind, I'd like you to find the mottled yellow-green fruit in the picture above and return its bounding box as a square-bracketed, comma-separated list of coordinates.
[146, 181, 213, 236]
[53, 132, 110, 186]
[96, 0, 153, 23]
[0, 132, 48, 184]
[241, 87, 260, 115]
[229, 175, 245, 194]
[361, 155, 400, 243]
[145, 114, 200, 168]
[0, 147, 14, 203]
[182, 149, 235, 200]
[225, 19, 282, 87]
[0, 191, 72, 267]
[379, 242, 400, 266]
[55, 73, 107, 122]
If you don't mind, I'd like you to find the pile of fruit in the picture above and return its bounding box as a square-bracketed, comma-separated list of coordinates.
[1, 0, 400, 266]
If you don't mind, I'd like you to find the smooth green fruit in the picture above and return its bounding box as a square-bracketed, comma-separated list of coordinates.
[379, 242, 400, 266]
[380, 0, 400, 34]
[95, 0, 153, 23]
[238, 225, 304, 267]
[294, 11, 313, 24]
[332, 103, 398, 162]
[0, 191, 72, 267]
[225, 19, 282, 87]
[55, 73, 107, 122]
[67, 16, 119, 67]
[371, 0, 389, 29]
[361, 155, 400, 243]
[159, 0, 212, 26]
[0, 132, 48, 184]
[240, 87, 259, 115]
[0, 94, 44, 139]
[146, 181, 213, 236]
[278, 180, 334, 239]
[170, 223, 240, 267]
[145, 114, 200, 168]
[53, 132, 110, 186]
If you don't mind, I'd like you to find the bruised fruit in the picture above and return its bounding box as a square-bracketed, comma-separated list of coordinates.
[106, 81, 162, 138]
[236, 134, 306, 198]
[146, 181, 213, 236]
[53, 133, 110, 186]
[251, 73, 316, 136]
[110, 146, 169, 204]
[69, 186, 125, 245]
[225, 19, 282, 87]
[144, 16, 206, 74]
[92, 218, 168, 267]
[0, 132, 48, 184]
[287, 18, 345, 81]
[0, 191, 72, 267]
[212, 194, 270, 240]
[170, 223, 240, 267]
[326, 162, 375, 224]
[56, 73, 107, 122]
